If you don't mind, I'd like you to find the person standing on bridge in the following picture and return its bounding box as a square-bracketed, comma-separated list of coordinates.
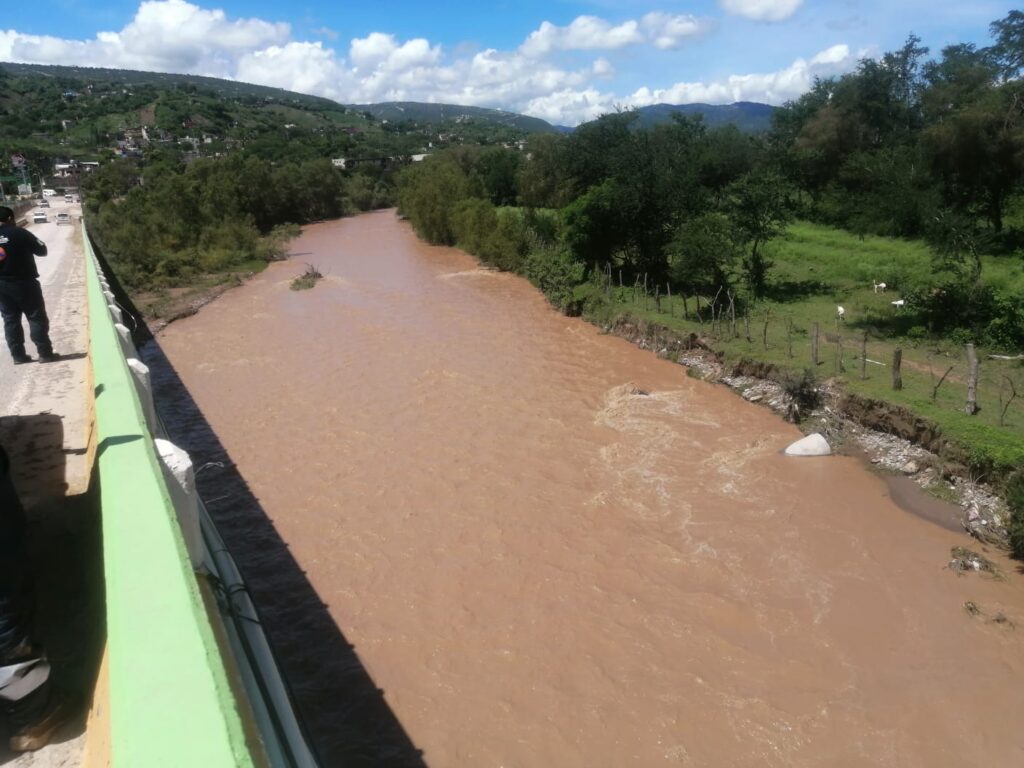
[0, 206, 59, 364]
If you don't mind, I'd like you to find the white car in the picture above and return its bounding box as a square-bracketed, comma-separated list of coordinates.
[55, 212, 71, 225]
[33, 210, 48, 223]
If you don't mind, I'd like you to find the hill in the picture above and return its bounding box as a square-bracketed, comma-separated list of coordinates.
[0, 63, 550, 176]
[351, 101, 557, 134]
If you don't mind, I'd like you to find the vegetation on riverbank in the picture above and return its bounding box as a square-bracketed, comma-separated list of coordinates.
[395, 11, 1024, 507]
[82, 154, 389, 291]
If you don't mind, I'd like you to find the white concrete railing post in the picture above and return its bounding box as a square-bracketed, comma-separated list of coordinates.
[154, 438, 205, 570]
[113, 322, 136, 360]
[127, 358, 160, 437]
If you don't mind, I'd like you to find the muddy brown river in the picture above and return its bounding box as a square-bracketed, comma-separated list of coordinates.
[150, 210, 1024, 767]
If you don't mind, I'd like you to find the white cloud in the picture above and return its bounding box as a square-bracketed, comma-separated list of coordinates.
[349, 32, 440, 72]
[519, 13, 708, 58]
[0, 1, 860, 126]
[626, 44, 856, 107]
[0, 0, 288, 76]
[640, 12, 709, 50]
[718, 0, 804, 22]
[520, 16, 643, 58]
[236, 42, 352, 99]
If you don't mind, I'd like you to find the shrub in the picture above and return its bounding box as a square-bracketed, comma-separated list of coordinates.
[524, 245, 586, 312]
[290, 264, 322, 291]
[779, 368, 821, 423]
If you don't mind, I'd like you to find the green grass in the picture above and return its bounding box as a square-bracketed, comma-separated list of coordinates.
[594, 221, 1024, 480]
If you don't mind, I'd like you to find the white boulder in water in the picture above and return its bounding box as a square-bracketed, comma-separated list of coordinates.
[784, 433, 831, 456]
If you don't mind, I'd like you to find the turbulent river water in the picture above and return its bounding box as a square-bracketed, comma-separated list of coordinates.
[148, 210, 1024, 767]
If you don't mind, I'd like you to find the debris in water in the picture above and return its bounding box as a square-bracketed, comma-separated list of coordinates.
[964, 601, 981, 617]
[948, 546, 1004, 580]
[990, 612, 1015, 629]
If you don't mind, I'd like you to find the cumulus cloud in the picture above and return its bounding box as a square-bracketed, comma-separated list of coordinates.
[718, 0, 804, 23]
[640, 12, 709, 50]
[519, 12, 707, 57]
[0, 0, 860, 126]
[519, 16, 643, 57]
[349, 32, 440, 72]
[0, 0, 288, 77]
[626, 44, 856, 107]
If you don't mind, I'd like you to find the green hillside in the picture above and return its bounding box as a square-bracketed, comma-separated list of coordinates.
[353, 101, 556, 134]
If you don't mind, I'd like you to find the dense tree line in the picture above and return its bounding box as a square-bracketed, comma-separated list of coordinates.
[84, 154, 394, 288]
[397, 11, 1024, 346]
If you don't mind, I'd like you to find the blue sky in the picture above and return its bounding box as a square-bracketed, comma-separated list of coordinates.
[1, 1, 1017, 125]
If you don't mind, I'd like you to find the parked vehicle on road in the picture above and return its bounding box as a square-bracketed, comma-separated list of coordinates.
[41, 189, 56, 197]
[38, 199, 49, 208]
[32, 210, 47, 223]
[55, 213, 71, 225]
[64, 194, 74, 203]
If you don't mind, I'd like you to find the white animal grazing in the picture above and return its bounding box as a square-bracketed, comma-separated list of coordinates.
[891, 299, 905, 309]
[873, 281, 887, 294]
[837, 305, 846, 321]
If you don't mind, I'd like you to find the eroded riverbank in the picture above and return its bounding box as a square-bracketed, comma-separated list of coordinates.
[149, 210, 1024, 767]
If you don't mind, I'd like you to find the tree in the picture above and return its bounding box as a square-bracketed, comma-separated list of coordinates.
[727, 170, 794, 297]
[988, 10, 1024, 81]
[668, 213, 740, 294]
[517, 133, 573, 208]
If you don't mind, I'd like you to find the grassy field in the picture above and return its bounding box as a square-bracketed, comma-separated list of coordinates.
[594, 221, 1024, 479]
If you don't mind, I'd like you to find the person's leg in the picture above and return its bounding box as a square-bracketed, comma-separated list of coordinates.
[0, 283, 28, 361]
[0, 445, 70, 752]
[20, 281, 54, 358]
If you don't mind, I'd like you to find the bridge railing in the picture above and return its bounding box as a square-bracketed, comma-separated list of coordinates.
[84, 227, 262, 766]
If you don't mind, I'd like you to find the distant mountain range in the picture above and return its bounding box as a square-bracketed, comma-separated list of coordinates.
[356, 100, 776, 134]
[630, 102, 776, 133]
[1, 61, 775, 142]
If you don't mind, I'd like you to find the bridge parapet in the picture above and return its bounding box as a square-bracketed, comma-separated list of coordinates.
[84, 228, 260, 767]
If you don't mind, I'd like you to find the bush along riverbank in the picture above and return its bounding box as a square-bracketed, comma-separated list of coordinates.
[600, 314, 1017, 551]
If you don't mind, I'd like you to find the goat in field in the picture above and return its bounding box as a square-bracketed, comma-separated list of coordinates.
[837, 305, 846, 322]
[873, 281, 887, 293]
[891, 299, 905, 309]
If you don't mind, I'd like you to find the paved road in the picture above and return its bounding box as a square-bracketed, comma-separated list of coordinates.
[0, 197, 90, 502]
[0, 197, 92, 767]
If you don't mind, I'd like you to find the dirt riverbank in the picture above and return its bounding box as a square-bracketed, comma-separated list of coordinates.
[606, 316, 1012, 547]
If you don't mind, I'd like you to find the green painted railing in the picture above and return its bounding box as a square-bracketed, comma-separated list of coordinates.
[84, 228, 258, 767]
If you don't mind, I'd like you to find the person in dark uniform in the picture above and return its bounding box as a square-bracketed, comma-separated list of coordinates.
[0, 206, 59, 364]
[0, 443, 72, 751]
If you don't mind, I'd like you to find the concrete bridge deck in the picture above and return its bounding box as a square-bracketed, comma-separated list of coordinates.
[0, 198, 95, 766]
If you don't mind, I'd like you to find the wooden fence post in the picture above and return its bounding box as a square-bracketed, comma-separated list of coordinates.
[861, 331, 868, 380]
[892, 347, 903, 391]
[812, 322, 819, 366]
[965, 343, 979, 415]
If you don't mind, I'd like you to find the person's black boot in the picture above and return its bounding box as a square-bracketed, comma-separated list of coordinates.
[10, 345, 31, 364]
[37, 351, 60, 363]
